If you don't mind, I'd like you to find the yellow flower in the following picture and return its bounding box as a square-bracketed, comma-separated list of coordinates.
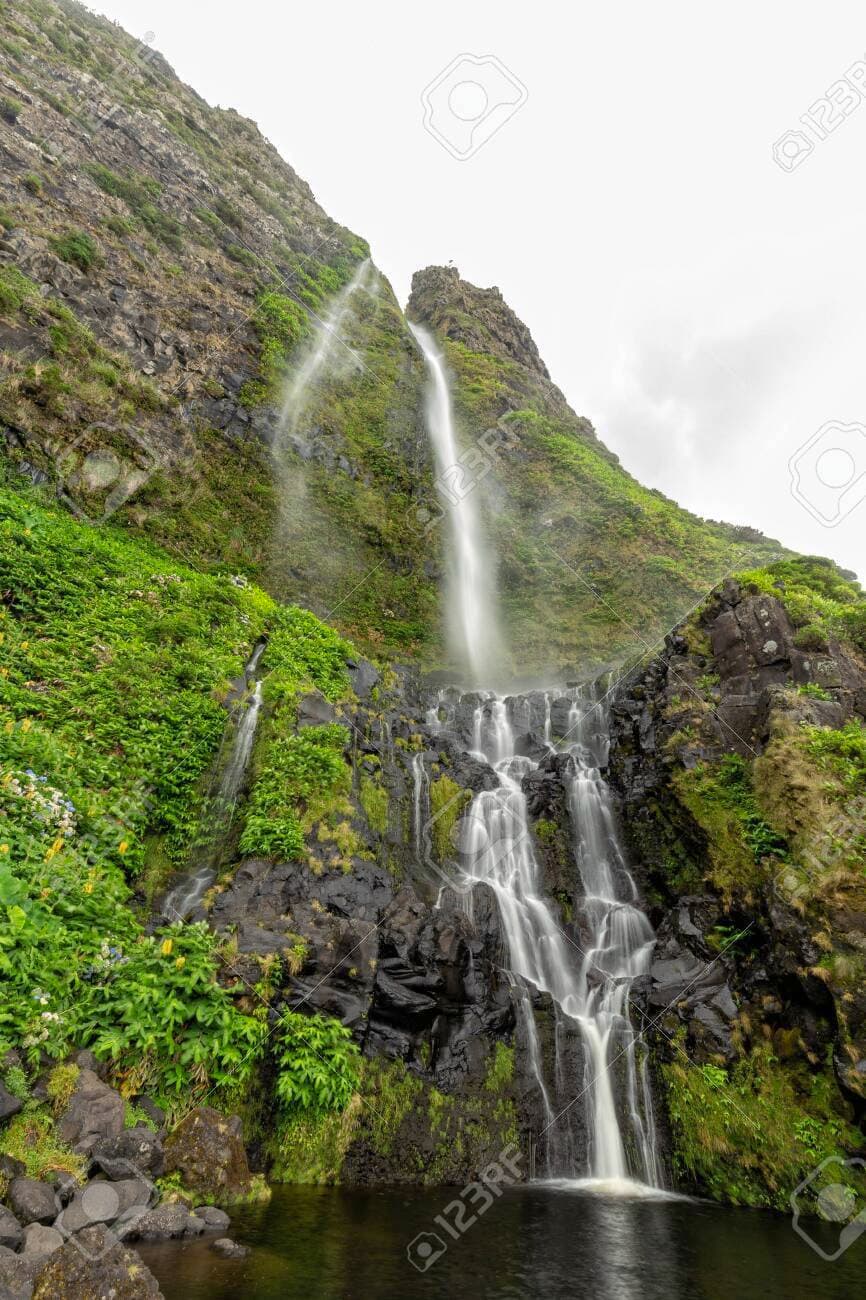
[3, 721, 12, 734]
[0, 844, 8, 855]
[51, 837, 64, 854]
[23, 528, 31, 537]
[0, 668, 8, 679]
[20, 719, 31, 733]
[83, 881, 94, 894]
[0, 632, 4, 644]
[118, 840, 129, 855]
[20, 641, 28, 651]
[161, 938, 173, 956]
[174, 956, 186, 970]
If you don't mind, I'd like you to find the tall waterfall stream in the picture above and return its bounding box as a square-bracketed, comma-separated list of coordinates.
[411, 325, 662, 1189]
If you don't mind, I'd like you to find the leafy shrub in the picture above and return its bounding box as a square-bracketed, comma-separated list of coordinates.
[274, 1010, 360, 1112]
[78, 924, 267, 1095]
[21, 173, 42, 195]
[793, 624, 829, 653]
[796, 682, 831, 701]
[85, 163, 183, 250]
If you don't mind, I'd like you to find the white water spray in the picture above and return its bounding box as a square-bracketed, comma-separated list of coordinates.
[409, 323, 500, 685]
[279, 259, 372, 440]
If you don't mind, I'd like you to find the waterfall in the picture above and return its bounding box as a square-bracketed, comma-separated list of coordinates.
[162, 648, 265, 922]
[435, 685, 660, 1188]
[279, 259, 372, 440]
[409, 322, 501, 685]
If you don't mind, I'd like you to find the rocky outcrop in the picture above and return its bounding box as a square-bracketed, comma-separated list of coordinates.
[608, 570, 866, 1198]
[162, 1109, 253, 1205]
[408, 265, 552, 380]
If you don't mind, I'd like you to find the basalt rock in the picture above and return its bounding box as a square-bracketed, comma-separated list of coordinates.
[57, 1070, 125, 1155]
[162, 1108, 253, 1205]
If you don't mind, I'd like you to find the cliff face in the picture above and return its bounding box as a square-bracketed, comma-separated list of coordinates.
[609, 559, 866, 1204]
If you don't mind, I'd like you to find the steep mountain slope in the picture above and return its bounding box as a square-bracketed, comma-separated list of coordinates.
[0, 0, 788, 680]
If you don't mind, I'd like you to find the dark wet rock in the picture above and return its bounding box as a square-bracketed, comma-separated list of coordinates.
[209, 1237, 248, 1259]
[131, 1098, 165, 1131]
[0, 1247, 42, 1300]
[0, 1207, 23, 1251]
[57, 1070, 125, 1154]
[296, 691, 337, 727]
[162, 1108, 252, 1204]
[127, 1201, 199, 1242]
[8, 1180, 56, 1227]
[21, 1224, 63, 1257]
[192, 1206, 230, 1231]
[55, 1178, 154, 1235]
[31, 1224, 164, 1298]
[346, 657, 380, 700]
[0, 1084, 23, 1121]
[91, 1127, 164, 1180]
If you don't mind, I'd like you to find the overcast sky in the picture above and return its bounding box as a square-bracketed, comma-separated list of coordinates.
[93, 0, 866, 582]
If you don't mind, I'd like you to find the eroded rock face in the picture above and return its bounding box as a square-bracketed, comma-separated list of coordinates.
[31, 1224, 164, 1299]
[162, 1109, 252, 1204]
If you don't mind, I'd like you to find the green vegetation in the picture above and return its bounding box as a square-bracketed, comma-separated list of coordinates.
[50, 228, 101, 272]
[239, 725, 350, 861]
[0, 475, 361, 1109]
[85, 163, 184, 250]
[428, 773, 470, 861]
[736, 556, 866, 656]
[673, 754, 788, 898]
[274, 1010, 360, 1112]
[664, 1045, 864, 1209]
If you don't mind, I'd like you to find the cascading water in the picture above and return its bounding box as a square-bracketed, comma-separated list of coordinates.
[162, 648, 265, 922]
[279, 259, 372, 441]
[409, 323, 501, 685]
[440, 687, 660, 1187]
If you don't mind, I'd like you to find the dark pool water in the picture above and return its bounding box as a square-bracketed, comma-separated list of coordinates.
[140, 1184, 865, 1300]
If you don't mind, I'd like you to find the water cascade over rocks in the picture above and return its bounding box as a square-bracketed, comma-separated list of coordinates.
[413, 334, 661, 1188]
[162, 645, 265, 922]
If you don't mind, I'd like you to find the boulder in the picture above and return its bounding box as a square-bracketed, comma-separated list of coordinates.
[192, 1205, 230, 1231]
[0, 1083, 23, 1121]
[0, 1248, 42, 1300]
[31, 1224, 164, 1298]
[128, 1202, 202, 1242]
[0, 1156, 25, 1184]
[8, 1179, 56, 1226]
[21, 1224, 63, 1257]
[162, 1107, 252, 1204]
[0, 1207, 22, 1251]
[91, 1127, 164, 1179]
[209, 1237, 249, 1259]
[57, 1070, 124, 1154]
[56, 1178, 153, 1235]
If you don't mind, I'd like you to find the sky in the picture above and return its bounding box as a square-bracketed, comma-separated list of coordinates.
[92, 0, 866, 581]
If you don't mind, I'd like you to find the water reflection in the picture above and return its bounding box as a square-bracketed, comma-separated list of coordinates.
[140, 1184, 863, 1300]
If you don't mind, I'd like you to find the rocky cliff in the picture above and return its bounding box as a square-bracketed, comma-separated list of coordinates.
[609, 557, 866, 1204]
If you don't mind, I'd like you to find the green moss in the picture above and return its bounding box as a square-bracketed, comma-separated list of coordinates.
[358, 773, 388, 834]
[0, 1106, 87, 1182]
[428, 774, 471, 862]
[484, 1041, 515, 1091]
[50, 228, 101, 272]
[45, 1062, 79, 1115]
